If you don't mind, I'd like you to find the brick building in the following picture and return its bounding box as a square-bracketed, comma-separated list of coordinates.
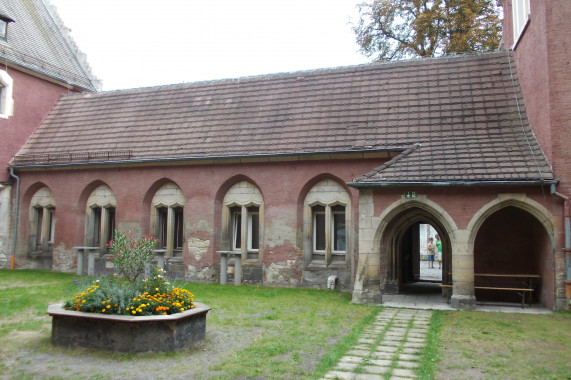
[0, 0, 98, 270]
[4, 0, 570, 310]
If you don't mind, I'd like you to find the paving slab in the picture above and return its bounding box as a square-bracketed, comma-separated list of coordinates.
[322, 308, 431, 380]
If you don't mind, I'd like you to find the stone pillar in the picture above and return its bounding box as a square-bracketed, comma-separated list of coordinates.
[351, 189, 382, 303]
[87, 249, 95, 275]
[76, 249, 84, 276]
[220, 253, 228, 285]
[166, 207, 174, 258]
[450, 229, 476, 309]
[234, 254, 242, 286]
[40, 207, 51, 252]
[100, 207, 109, 252]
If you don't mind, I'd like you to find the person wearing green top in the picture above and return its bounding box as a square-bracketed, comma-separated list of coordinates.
[435, 234, 442, 269]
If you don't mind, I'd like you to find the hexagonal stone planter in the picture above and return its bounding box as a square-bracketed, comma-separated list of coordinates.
[48, 302, 211, 352]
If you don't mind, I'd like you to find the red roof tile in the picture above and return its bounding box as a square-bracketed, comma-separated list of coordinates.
[13, 51, 554, 184]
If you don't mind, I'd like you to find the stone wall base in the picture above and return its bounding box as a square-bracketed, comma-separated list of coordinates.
[351, 289, 382, 304]
[450, 295, 477, 309]
[48, 303, 211, 352]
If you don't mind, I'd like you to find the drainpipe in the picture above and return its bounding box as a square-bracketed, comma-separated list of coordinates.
[9, 167, 19, 270]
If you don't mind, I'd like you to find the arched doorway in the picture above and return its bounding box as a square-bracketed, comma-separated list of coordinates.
[473, 205, 551, 306]
[380, 206, 452, 296]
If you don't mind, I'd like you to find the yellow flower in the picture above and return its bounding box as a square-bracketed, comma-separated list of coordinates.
[81, 300, 86, 303]
[106, 305, 111, 309]
[132, 310, 136, 314]
[102, 301, 106, 305]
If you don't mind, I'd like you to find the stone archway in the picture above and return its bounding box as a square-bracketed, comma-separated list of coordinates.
[467, 194, 556, 308]
[352, 194, 457, 303]
[378, 205, 452, 295]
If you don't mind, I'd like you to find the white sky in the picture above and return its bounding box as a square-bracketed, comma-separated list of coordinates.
[48, 0, 371, 91]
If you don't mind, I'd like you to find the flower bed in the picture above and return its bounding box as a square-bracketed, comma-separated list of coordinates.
[48, 302, 211, 352]
[50, 230, 210, 352]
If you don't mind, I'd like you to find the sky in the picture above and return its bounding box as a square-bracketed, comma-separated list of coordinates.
[48, 0, 372, 91]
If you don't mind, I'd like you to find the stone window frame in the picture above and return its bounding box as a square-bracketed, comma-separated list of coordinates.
[150, 183, 186, 259]
[222, 181, 264, 263]
[0, 70, 14, 118]
[29, 187, 56, 255]
[512, 0, 531, 48]
[304, 179, 351, 268]
[84, 185, 117, 254]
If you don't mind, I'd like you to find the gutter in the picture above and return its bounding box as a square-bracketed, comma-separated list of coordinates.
[347, 180, 558, 188]
[9, 167, 19, 270]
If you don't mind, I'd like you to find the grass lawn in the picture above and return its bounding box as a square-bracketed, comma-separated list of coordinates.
[0, 269, 569, 379]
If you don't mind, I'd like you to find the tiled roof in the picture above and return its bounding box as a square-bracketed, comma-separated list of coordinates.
[13, 51, 555, 184]
[0, 0, 98, 91]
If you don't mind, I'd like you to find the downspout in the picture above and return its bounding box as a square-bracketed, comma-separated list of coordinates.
[9, 167, 19, 270]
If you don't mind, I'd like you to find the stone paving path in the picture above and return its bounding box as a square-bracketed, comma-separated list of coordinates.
[322, 308, 432, 380]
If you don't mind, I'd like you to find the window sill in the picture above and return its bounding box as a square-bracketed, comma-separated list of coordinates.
[306, 261, 347, 270]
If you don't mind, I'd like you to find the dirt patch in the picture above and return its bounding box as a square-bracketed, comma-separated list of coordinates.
[1, 325, 266, 380]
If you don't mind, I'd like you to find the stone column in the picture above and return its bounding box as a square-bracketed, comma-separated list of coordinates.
[40, 207, 51, 252]
[100, 207, 109, 252]
[450, 229, 476, 309]
[166, 207, 174, 258]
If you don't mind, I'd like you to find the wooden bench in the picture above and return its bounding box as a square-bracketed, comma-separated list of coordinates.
[475, 274, 539, 308]
[439, 274, 540, 308]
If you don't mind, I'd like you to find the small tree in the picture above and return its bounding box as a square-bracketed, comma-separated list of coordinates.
[107, 231, 159, 283]
[353, 0, 502, 61]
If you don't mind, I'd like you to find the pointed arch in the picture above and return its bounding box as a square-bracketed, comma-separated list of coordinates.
[372, 195, 457, 294]
[374, 195, 458, 253]
[467, 194, 555, 246]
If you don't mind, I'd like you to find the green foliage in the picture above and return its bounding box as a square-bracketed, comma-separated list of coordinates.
[107, 230, 158, 283]
[354, 0, 502, 60]
[63, 267, 195, 316]
[438, 310, 571, 379]
[417, 310, 443, 379]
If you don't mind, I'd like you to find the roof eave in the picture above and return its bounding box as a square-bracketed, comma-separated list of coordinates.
[347, 180, 559, 188]
[11, 147, 406, 170]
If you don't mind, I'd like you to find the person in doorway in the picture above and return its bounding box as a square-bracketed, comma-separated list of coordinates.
[435, 234, 442, 269]
[427, 237, 436, 269]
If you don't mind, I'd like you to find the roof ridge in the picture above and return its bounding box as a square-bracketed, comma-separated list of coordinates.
[61, 49, 511, 95]
[41, 0, 101, 91]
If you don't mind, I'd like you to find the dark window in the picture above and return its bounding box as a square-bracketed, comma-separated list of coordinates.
[158, 207, 168, 248]
[0, 20, 7, 40]
[313, 205, 326, 251]
[174, 207, 183, 250]
[248, 206, 259, 251]
[231, 206, 241, 250]
[332, 205, 346, 252]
